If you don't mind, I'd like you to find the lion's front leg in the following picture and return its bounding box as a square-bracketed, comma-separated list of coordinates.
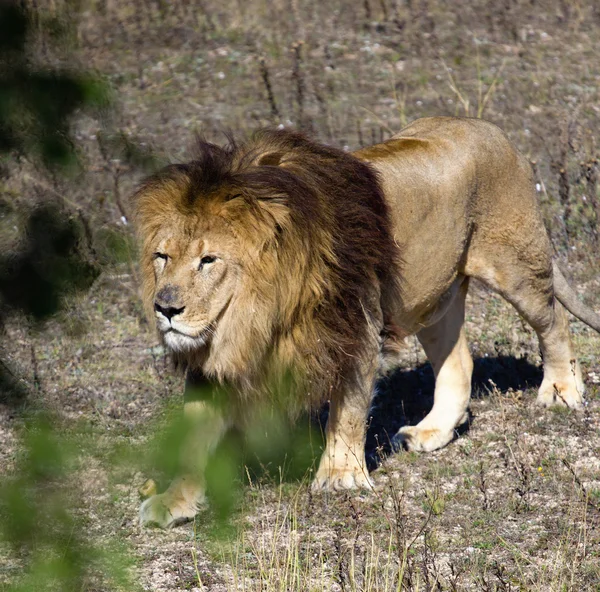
[139, 475, 205, 528]
[312, 372, 376, 492]
[139, 372, 229, 528]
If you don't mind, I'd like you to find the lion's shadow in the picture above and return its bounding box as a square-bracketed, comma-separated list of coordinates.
[364, 354, 543, 470]
[237, 355, 543, 484]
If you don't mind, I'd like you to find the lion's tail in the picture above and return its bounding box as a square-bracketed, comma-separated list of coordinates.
[553, 261, 600, 333]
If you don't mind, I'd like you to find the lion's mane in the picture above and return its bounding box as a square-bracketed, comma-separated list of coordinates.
[135, 129, 402, 404]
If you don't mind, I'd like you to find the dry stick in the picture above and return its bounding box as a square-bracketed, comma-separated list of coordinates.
[289, 0, 305, 43]
[334, 526, 346, 591]
[324, 43, 335, 70]
[77, 209, 98, 262]
[561, 458, 600, 514]
[389, 64, 408, 128]
[379, 0, 389, 21]
[478, 462, 490, 511]
[555, 121, 572, 238]
[358, 106, 395, 136]
[558, 165, 571, 229]
[441, 59, 470, 116]
[191, 521, 206, 592]
[291, 41, 306, 130]
[195, 0, 216, 32]
[477, 58, 507, 118]
[95, 132, 132, 223]
[112, 166, 130, 222]
[356, 120, 364, 147]
[30, 343, 41, 393]
[530, 160, 550, 203]
[314, 88, 334, 142]
[258, 56, 280, 119]
[583, 158, 599, 244]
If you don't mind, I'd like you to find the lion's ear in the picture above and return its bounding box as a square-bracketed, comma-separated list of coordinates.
[255, 151, 284, 167]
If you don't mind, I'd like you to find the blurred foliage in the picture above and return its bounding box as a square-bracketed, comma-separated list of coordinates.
[0, 414, 136, 591]
[96, 129, 162, 173]
[0, 3, 137, 590]
[0, 204, 99, 321]
[0, 2, 108, 168]
[0, 0, 107, 406]
[0, 6, 318, 587]
[141, 379, 323, 533]
[0, 356, 27, 407]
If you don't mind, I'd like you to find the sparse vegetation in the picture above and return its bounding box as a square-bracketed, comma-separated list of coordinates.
[1, 0, 599, 591]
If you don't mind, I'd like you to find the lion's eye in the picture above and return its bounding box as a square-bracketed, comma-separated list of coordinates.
[153, 252, 168, 261]
[199, 255, 216, 270]
[200, 255, 216, 265]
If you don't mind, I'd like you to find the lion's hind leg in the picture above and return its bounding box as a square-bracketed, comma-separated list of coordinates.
[396, 278, 473, 452]
[496, 286, 583, 408]
[467, 254, 584, 408]
[533, 300, 584, 407]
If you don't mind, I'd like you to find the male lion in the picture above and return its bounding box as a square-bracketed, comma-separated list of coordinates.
[134, 117, 600, 528]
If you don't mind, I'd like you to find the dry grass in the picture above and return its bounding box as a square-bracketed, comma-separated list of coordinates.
[2, 1, 600, 591]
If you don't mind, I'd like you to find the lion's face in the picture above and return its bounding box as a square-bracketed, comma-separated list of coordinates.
[149, 214, 243, 353]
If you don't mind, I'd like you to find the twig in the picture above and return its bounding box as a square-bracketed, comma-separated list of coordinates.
[357, 106, 395, 135]
[259, 56, 280, 119]
[477, 58, 507, 118]
[530, 160, 550, 203]
[441, 59, 470, 116]
[389, 64, 408, 128]
[30, 343, 41, 393]
[291, 41, 307, 130]
[582, 158, 599, 244]
[191, 519, 206, 591]
[561, 458, 600, 514]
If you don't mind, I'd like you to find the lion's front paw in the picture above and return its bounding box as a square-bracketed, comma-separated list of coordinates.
[311, 465, 374, 492]
[394, 425, 455, 452]
[536, 380, 584, 409]
[139, 492, 199, 529]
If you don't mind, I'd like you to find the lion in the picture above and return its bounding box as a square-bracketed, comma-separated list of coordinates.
[134, 117, 600, 528]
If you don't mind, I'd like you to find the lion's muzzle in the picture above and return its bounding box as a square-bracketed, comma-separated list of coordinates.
[154, 283, 186, 322]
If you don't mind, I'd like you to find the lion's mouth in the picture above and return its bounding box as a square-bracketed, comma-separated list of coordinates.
[156, 314, 211, 339]
[161, 325, 213, 352]
[156, 297, 231, 353]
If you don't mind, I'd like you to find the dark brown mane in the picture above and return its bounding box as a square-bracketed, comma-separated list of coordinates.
[134, 128, 402, 401]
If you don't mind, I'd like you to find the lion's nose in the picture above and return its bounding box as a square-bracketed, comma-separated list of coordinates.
[154, 302, 185, 321]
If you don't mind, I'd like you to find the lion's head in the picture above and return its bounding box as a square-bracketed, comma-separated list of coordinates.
[134, 129, 400, 400]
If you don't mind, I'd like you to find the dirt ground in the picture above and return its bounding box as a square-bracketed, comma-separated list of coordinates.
[2, 1, 600, 590]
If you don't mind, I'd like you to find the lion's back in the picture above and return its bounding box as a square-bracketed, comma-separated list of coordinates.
[355, 117, 548, 329]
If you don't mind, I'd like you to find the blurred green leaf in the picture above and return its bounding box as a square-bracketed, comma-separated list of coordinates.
[0, 203, 100, 321]
[0, 3, 110, 168]
[0, 414, 136, 591]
